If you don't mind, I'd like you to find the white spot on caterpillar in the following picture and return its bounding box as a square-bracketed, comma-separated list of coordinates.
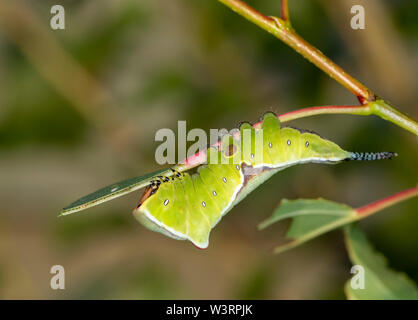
[305, 141, 309, 147]
[212, 191, 217, 196]
[222, 177, 227, 183]
[251, 153, 254, 159]
[287, 140, 291, 145]
[236, 164, 240, 170]
[164, 199, 169, 206]
[268, 142, 272, 148]
[111, 186, 118, 192]
[202, 201, 206, 207]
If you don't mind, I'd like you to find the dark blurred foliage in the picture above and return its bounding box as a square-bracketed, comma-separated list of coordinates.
[0, 0, 416, 299]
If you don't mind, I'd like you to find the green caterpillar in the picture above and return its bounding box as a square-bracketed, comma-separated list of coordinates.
[60, 112, 396, 248]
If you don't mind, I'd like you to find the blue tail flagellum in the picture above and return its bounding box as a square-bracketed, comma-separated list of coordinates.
[348, 151, 397, 161]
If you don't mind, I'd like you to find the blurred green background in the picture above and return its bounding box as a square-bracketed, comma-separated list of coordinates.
[0, 0, 416, 299]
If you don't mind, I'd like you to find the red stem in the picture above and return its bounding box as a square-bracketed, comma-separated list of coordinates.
[356, 186, 418, 217]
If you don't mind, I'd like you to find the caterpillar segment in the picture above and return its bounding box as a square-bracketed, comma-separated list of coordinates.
[133, 112, 396, 248]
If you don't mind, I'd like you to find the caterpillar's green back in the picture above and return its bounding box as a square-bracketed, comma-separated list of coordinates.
[61, 112, 396, 248]
[133, 113, 392, 248]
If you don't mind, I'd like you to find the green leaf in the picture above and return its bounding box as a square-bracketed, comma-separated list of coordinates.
[344, 224, 418, 300]
[258, 198, 356, 254]
[59, 168, 171, 216]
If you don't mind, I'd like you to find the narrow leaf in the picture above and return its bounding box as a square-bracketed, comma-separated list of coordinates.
[344, 224, 418, 300]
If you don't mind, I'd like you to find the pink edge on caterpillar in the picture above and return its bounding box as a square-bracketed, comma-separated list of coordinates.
[193, 244, 208, 250]
[182, 149, 207, 167]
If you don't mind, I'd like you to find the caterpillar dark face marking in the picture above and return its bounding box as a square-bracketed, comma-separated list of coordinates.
[137, 169, 185, 208]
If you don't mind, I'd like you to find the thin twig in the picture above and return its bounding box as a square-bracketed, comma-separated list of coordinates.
[216, 0, 418, 135]
[281, 0, 290, 22]
[218, 0, 372, 101]
[278, 105, 367, 122]
[277, 101, 418, 135]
